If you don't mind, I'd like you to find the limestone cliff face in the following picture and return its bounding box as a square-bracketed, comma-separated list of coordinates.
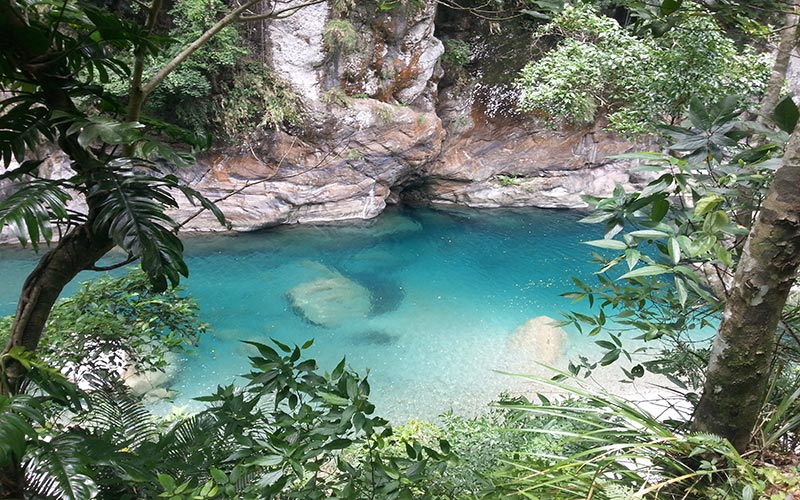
[170, 0, 648, 233]
[0, 1, 647, 243]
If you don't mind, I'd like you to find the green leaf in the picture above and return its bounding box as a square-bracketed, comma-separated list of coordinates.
[693, 194, 723, 218]
[660, 0, 682, 15]
[703, 210, 729, 233]
[688, 96, 712, 130]
[323, 438, 352, 450]
[629, 230, 669, 239]
[668, 237, 681, 265]
[209, 468, 228, 485]
[599, 349, 621, 366]
[625, 249, 641, 270]
[319, 391, 350, 406]
[247, 455, 283, 467]
[618, 265, 672, 280]
[773, 94, 799, 133]
[583, 239, 627, 250]
[158, 474, 177, 491]
[651, 198, 669, 222]
[675, 276, 688, 308]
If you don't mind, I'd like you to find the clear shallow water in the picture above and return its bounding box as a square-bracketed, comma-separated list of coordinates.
[0, 206, 623, 420]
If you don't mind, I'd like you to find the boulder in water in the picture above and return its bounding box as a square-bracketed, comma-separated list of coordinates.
[288, 270, 372, 328]
[507, 316, 567, 365]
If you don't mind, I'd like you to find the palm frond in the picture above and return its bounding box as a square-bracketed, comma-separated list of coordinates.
[172, 181, 227, 228]
[0, 180, 71, 250]
[24, 434, 98, 500]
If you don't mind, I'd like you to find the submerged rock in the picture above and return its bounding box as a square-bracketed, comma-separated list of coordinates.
[123, 352, 179, 397]
[124, 367, 170, 396]
[507, 316, 567, 365]
[287, 265, 372, 328]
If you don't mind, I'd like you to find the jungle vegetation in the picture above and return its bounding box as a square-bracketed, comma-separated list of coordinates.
[1, 0, 799, 498]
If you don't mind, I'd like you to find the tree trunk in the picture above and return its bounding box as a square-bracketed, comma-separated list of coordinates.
[760, 0, 800, 120]
[691, 125, 800, 452]
[1, 225, 112, 395]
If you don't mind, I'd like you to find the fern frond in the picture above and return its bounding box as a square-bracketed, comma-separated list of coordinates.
[77, 380, 157, 450]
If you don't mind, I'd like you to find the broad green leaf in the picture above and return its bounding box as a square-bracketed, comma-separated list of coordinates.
[583, 239, 627, 250]
[618, 265, 672, 280]
[319, 391, 350, 406]
[651, 198, 669, 222]
[629, 230, 669, 239]
[773, 94, 799, 133]
[703, 210, 729, 233]
[246, 455, 283, 467]
[674, 276, 688, 308]
[640, 177, 672, 198]
[625, 249, 641, 270]
[693, 193, 723, 218]
[660, 0, 682, 15]
[688, 96, 711, 130]
[668, 237, 681, 265]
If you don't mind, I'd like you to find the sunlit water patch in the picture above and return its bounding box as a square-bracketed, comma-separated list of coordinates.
[0, 206, 662, 421]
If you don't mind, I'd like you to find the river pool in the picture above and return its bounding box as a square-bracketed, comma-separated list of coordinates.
[0, 206, 657, 420]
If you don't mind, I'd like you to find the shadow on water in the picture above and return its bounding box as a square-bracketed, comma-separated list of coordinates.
[349, 329, 400, 346]
[350, 272, 406, 316]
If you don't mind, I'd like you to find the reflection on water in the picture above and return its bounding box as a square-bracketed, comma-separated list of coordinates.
[0, 206, 646, 421]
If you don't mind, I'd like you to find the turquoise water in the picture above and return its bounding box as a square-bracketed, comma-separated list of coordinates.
[0, 206, 616, 420]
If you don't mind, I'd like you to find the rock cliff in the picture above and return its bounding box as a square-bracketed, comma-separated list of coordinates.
[166, 0, 650, 233]
[1, 1, 650, 242]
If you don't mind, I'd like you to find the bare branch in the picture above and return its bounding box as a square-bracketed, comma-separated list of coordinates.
[141, 0, 263, 96]
[238, 0, 326, 22]
[88, 255, 138, 272]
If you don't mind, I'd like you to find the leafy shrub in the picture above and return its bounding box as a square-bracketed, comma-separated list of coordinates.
[516, 3, 770, 134]
[0, 270, 204, 381]
[490, 376, 769, 500]
[0, 339, 451, 499]
[216, 62, 302, 141]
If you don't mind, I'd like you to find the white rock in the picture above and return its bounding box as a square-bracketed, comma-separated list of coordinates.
[507, 316, 568, 365]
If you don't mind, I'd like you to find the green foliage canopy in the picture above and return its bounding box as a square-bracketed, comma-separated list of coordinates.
[516, 3, 770, 134]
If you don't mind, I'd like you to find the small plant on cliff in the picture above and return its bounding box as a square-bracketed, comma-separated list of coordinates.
[496, 174, 523, 186]
[321, 88, 351, 107]
[442, 38, 473, 68]
[323, 19, 359, 54]
[216, 62, 302, 141]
